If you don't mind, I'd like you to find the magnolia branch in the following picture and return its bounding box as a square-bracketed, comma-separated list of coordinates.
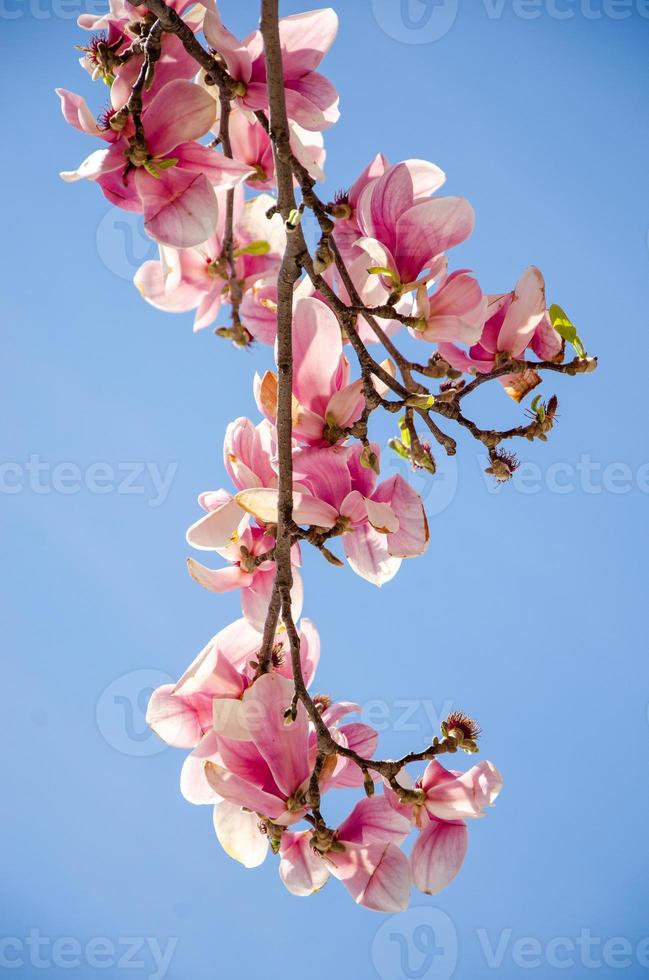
[119, 0, 597, 821]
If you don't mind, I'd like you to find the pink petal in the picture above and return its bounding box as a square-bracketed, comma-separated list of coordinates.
[364, 497, 399, 534]
[329, 842, 411, 913]
[298, 618, 320, 688]
[329, 723, 378, 788]
[284, 72, 340, 131]
[186, 558, 252, 593]
[213, 801, 269, 868]
[279, 8, 339, 75]
[395, 197, 475, 284]
[173, 141, 255, 187]
[292, 296, 343, 416]
[372, 475, 429, 558]
[203, 4, 252, 83]
[144, 79, 217, 156]
[204, 761, 286, 820]
[292, 447, 352, 511]
[146, 684, 210, 748]
[136, 169, 219, 248]
[244, 673, 310, 798]
[186, 497, 242, 550]
[235, 488, 339, 529]
[224, 417, 277, 491]
[343, 524, 401, 586]
[279, 831, 330, 896]
[338, 796, 412, 846]
[180, 731, 221, 804]
[56, 88, 104, 138]
[134, 256, 204, 313]
[531, 310, 563, 361]
[325, 379, 365, 431]
[411, 818, 468, 895]
[497, 266, 546, 357]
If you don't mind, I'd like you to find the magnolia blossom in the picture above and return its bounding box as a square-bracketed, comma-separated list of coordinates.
[200, 95, 327, 187]
[438, 267, 558, 372]
[203, 4, 340, 131]
[76, 0, 203, 108]
[59, 79, 254, 247]
[279, 796, 412, 912]
[238, 442, 429, 586]
[387, 760, 503, 895]
[256, 295, 375, 445]
[356, 160, 474, 296]
[57, 1, 520, 915]
[147, 616, 319, 747]
[412, 265, 488, 347]
[134, 191, 285, 329]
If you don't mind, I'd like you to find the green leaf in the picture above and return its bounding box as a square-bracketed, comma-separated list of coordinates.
[388, 438, 410, 460]
[287, 208, 303, 229]
[234, 240, 271, 258]
[549, 303, 588, 359]
[397, 416, 411, 449]
[406, 394, 435, 410]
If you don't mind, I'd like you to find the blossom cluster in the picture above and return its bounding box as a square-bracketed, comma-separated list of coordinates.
[57, 0, 587, 912]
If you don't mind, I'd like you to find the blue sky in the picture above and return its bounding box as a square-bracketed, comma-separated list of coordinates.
[3, 2, 649, 978]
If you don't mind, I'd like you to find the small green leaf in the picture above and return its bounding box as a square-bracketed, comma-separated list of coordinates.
[549, 303, 588, 359]
[234, 239, 271, 258]
[287, 208, 303, 229]
[397, 416, 412, 449]
[406, 394, 435, 410]
[388, 438, 410, 460]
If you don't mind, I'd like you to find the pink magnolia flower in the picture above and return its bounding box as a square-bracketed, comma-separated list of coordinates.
[239, 278, 279, 345]
[412, 265, 488, 347]
[333, 156, 443, 260]
[355, 161, 474, 296]
[181, 417, 300, 630]
[201, 674, 315, 841]
[187, 514, 303, 633]
[256, 295, 392, 445]
[60, 79, 254, 248]
[203, 4, 340, 131]
[134, 191, 285, 330]
[279, 795, 412, 912]
[438, 266, 552, 374]
[147, 615, 319, 748]
[237, 442, 429, 586]
[200, 94, 327, 188]
[77, 1, 203, 108]
[388, 759, 503, 895]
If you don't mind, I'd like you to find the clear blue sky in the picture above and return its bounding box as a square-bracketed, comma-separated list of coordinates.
[3, 2, 648, 978]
